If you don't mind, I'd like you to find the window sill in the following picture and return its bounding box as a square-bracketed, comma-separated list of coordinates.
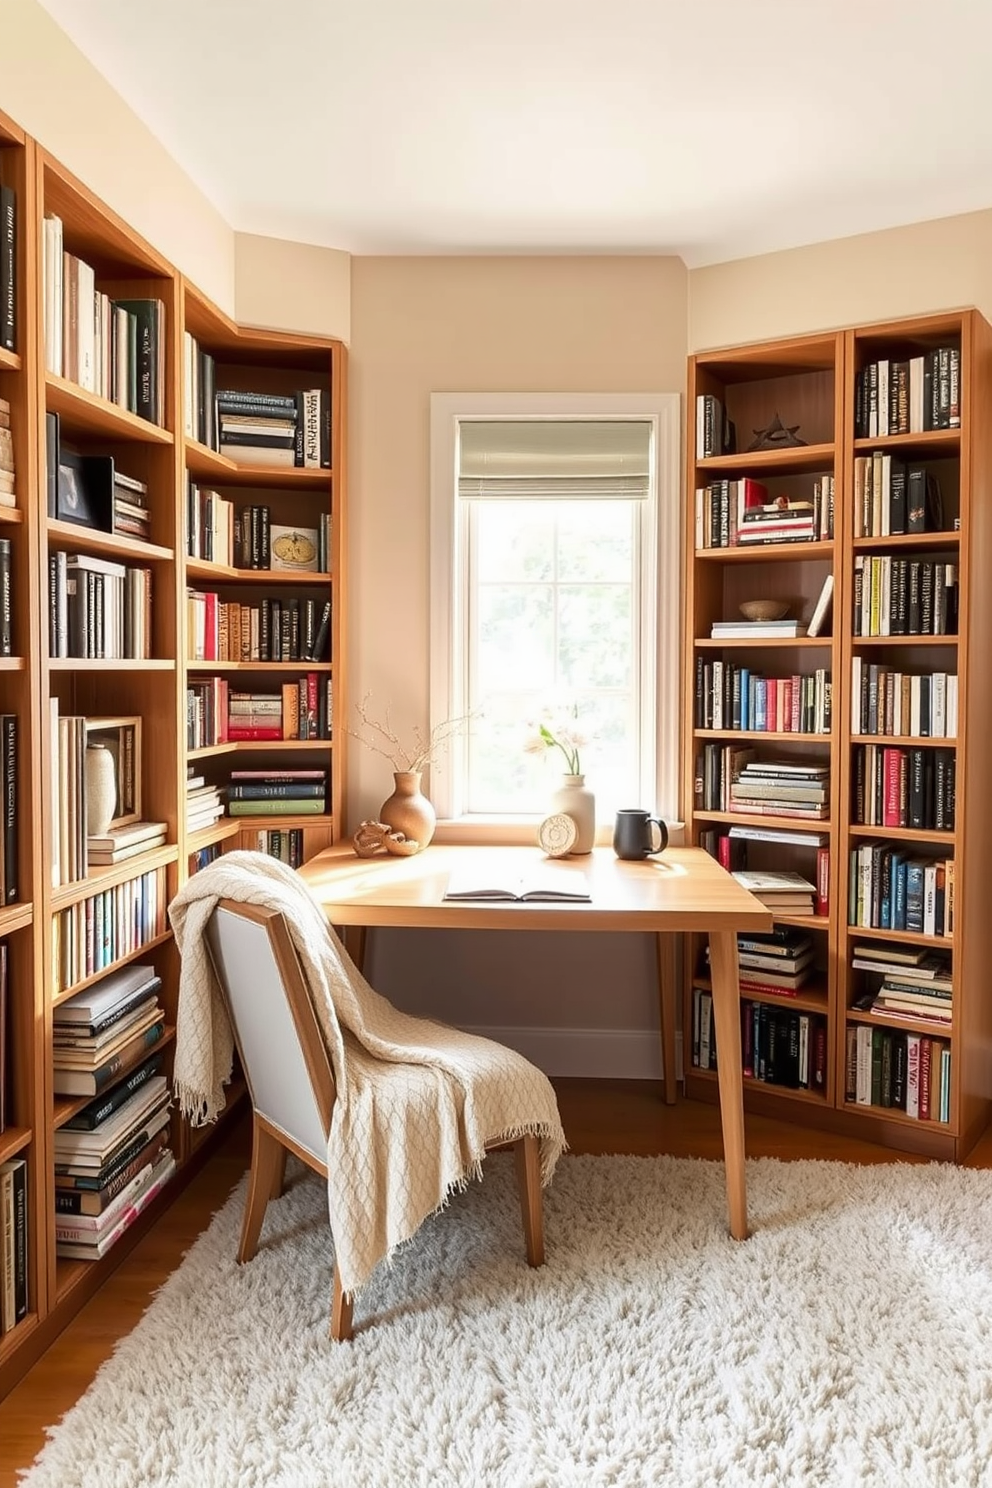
[433, 817, 685, 848]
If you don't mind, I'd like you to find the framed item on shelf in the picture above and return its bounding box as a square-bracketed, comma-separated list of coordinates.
[56, 447, 99, 527]
[84, 715, 142, 828]
[270, 524, 319, 572]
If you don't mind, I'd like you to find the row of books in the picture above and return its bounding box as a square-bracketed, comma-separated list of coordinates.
[693, 660, 832, 735]
[852, 744, 955, 832]
[853, 555, 958, 637]
[851, 661, 957, 739]
[53, 963, 165, 1097]
[48, 552, 153, 659]
[848, 845, 953, 937]
[43, 215, 165, 425]
[0, 178, 14, 353]
[186, 675, 332, 749]
[691, 985, 828, 1093]
[52, 864, 168, 995]
[695, 748, 831, 820]
[0, 395, 14, 507]
[694, 476, 834, 550]
[0, 944, 6, 1133]
[705, 924, 821, 995]
[845, 1024, 951, 1121]
[0, 1157, 27, 1333]
[187, 593, 330, 664]
[188, 828, 308, 873]
[0, 715, 16, 905]
[185, 485, 332, 577]
[853, 455, 946, 537]
[695, 393, 736, 458]
[854, 349, 961, 438]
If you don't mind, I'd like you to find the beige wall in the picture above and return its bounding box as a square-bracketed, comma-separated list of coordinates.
[234, 233, 351, 341]
[0, 0, 235, 311]
[348, 255, 688, 1074]
[688, 208, 992, 350]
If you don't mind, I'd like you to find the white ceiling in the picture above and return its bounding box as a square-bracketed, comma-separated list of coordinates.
[36, 0, 992, 267]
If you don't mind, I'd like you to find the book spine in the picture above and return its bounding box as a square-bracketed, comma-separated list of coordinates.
[2, 715, 15, 902]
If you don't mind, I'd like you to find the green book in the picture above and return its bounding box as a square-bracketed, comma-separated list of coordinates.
[227, 798, 326, 816]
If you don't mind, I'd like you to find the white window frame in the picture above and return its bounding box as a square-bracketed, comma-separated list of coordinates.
[429, 392, 682, 831]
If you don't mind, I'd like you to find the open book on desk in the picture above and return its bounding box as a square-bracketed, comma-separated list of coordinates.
[444, 865, 592, 903]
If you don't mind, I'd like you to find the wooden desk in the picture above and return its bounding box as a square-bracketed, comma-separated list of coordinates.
[299, 843, 772, 1240]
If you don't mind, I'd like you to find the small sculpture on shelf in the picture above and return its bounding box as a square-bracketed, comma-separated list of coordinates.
[352, 820, 422, 858]
[746, 414, 807, 451]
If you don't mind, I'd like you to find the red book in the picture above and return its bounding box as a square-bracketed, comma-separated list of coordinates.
[919, 1037, 932, 1120]
[883, 746, 904, 827]
[815, 846, 830, 917]
[225, 726, 283, 741]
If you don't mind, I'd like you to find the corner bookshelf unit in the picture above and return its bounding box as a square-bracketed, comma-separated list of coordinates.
[685, 312, 992, 1161]
[0, 106, 347, 1401]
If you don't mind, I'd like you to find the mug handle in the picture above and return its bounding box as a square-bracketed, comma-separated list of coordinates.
[649, 818, 668, 853]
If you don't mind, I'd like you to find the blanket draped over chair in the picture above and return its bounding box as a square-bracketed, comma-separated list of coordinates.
[169, 852, 567, 1294]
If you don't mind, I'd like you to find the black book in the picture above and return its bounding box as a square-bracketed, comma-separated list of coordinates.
[0, 538, 11, 657]
[113, 299, 163, 425]
[0, 183, 15, 353]
[62, 1053, 164, 1131]
[45, 410, 59, 519]
[305, 599, 331, 662]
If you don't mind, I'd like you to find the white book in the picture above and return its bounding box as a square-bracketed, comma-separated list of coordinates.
[851, 656, 862, 734]
[806, 574, 834, 639]
[905, 1035, 921, 1119]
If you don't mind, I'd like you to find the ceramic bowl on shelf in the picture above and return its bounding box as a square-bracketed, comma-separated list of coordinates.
[739, 599, 790, 622]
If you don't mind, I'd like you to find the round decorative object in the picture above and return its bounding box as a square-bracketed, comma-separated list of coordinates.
[740, 599, 789, 622]
[537, 812, 578, 858]
[84, 743, 117, 837]
[271, 529, 318, 570]
[547, 773, 596, 855]
[379, 770, 436, 852]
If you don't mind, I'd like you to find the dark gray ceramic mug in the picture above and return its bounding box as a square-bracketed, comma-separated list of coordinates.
[613, 809, 669, 860]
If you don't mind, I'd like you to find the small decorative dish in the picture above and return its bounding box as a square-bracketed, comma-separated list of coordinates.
[739, 600, 789, 622]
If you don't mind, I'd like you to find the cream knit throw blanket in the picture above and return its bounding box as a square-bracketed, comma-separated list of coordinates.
[169, 851, 566, 1295]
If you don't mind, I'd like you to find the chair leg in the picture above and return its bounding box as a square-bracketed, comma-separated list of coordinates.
[331, 1266, 354, 1342]
[271, 1147, 288, 1199]
[514, 1134, 545, 1268]
[238, 1116, 284, 1265]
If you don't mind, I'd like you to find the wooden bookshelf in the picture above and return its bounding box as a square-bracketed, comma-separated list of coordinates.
[685, 312, 992, 1160]
[0, 112, 346, 1400]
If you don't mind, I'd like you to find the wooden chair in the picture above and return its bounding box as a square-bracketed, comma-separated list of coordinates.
[204, 898, 546, 1341]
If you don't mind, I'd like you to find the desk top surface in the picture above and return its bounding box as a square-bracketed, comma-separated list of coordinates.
[299, 842, 774, 934]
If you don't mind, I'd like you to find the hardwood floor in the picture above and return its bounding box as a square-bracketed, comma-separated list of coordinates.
[3, 1081, 992, 1483]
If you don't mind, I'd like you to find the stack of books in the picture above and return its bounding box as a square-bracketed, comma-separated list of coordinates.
[112, 471, 151, 542]
[53, 964, 165, 1097]
[226, 769, 327, 819]
[87, 819, 167, 867]
[852, 944, 953, 1025]
[710, 618, 808, 641]
[732, 869, 818, 916]
[734, 927, 817, 996]
[0, 396, 13, 507]
[185, 770, 224, 834]
[729, 760, 830, 819]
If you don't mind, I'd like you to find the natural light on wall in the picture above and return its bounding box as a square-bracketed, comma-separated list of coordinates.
[430, 394, 682, 828]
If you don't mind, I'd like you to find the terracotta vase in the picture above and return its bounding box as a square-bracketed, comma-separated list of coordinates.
[85, 743, 118, 837]
[548, 773, 595, 854]
[379, 770, 436, 852]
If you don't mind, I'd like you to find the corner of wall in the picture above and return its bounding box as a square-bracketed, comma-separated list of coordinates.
[234, 233, 351, 343]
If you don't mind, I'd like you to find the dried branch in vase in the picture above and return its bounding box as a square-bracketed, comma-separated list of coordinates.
[349, 693, 471, 774]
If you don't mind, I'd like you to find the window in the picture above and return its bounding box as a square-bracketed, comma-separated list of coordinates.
[430, 393, 681, 827]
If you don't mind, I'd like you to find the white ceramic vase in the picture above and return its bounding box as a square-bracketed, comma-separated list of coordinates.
[548, 773, 595, 854]
[85, 743, 117, 837]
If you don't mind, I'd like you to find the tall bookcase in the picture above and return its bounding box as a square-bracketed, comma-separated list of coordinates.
[684, 311, 992, 1161]
[0, 116, 347, 1399]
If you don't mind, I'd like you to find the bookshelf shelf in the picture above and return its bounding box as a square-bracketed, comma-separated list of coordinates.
[186, 660, 333, 674]
[0, 508, 23, 527]
[185, 558, 331, 585]
[0, 657, 24, 673]
[0, 347, 19, 374]
[185, 820, 240, 854]
[686, 312, 989, 1158]
[46, 520, 174, 564]
[49, 931, 175, 1006]
[696, 443, 835, 476]
[0, 1128, 32, 1165]
[48, 659, 177, 673]
[45, 375, 175, 444]
[49, 847, 179, 913]
[0, 902, 33, 936]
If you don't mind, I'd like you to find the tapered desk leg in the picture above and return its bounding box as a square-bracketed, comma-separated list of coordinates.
[655, 934, 678, 1105]
[708, 929, 749, 1241]
[341, 925, 368, 974]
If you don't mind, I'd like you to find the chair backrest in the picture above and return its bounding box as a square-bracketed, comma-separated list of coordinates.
[205, 899, 336, 1166]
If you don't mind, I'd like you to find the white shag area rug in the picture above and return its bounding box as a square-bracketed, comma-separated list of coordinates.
[20, 1152, 992, 1488]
